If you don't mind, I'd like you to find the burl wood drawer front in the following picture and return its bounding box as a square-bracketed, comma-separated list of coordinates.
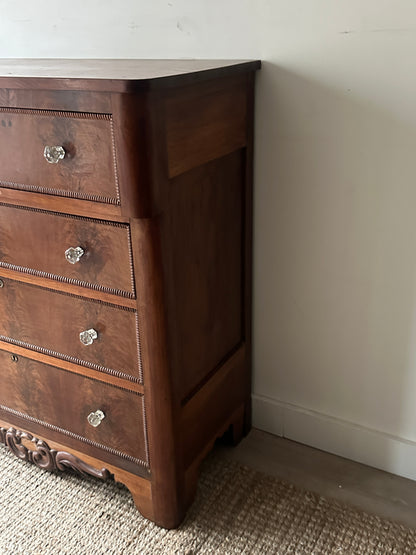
[0, 109, 118, 203]
[0, 279, 142, 381]
[0, 350, 148, 465]
[0, 204, 135, 297]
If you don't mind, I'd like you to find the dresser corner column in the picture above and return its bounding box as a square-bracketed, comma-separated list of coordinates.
[129, 216, 187, 529]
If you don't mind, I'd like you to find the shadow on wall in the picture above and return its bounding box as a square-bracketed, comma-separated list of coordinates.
[252, 61, 416, 476]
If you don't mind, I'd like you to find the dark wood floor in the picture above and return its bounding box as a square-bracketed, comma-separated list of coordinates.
[219, 428, 416, 529]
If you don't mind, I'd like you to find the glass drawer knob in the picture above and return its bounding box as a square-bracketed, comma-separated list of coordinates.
[44, 145, 66, 164]
[79, 328, 98, 346]
[65, 246, 84, 264]
[87, 410, 105, 427]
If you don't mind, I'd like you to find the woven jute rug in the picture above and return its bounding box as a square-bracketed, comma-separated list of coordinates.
[0, 444, 415, 554]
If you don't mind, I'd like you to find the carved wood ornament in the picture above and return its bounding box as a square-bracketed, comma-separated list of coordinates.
[0, 427, 113, 481]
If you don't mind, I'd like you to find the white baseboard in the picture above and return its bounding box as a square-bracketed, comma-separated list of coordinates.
[252, 394, 416, 481]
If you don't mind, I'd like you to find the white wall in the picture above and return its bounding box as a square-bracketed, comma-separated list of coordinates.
[3, 0, 416, 479]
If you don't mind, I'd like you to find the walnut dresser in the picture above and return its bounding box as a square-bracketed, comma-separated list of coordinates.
[0, 59, 260, 528]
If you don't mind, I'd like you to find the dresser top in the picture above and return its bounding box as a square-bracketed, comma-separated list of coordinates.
[0, 59, 260, 92]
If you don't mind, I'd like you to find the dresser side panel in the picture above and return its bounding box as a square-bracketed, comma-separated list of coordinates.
[165, 74, 247, 178]
[161, 151, 244, 402]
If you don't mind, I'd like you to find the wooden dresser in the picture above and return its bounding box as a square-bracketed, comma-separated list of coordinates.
[0, 59, 260, 528]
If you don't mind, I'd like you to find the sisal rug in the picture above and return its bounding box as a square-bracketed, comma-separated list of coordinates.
[0, 444, 415, 554]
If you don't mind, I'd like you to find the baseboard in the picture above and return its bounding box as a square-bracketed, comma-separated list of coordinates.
[252, 394, 416, 481]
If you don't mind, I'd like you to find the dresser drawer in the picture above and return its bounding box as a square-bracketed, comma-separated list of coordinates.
[0, 205, 135, 297]
[0, 109, 118, 203]
[0, 350, 148, 464]
[0, 279, 141, 381]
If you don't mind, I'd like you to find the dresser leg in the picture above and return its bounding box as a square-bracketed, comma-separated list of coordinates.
[123, 479, 184, 529]
[124, 473, 188, 529]
[127, 491, 157, 525]
[114, 474, 187, 529]
[222, 401, 251, 446]
[134, 492, 187, 529]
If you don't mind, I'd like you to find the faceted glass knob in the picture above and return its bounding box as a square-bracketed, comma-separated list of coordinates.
[44, 145, 66, 164]
[79, 328, 98, 346]
[87, 410, 105, 427]
[65, 246, 84, 264]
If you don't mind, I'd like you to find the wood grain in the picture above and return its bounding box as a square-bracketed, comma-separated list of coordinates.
[0, 110, 118, 203]
[181, 346, 246, 468]
[110, 93, 151, 219]
[0, 278, 142, 380]
[0, 340, 144, 393]
[0, 267, 137, 309]
[0, 350, 147, 462]
[162, 151, 244, 401]
[0, 59, 261, 92]
[165, 75, 247, 177]
[131, 217, 185, 528]
[0, 186, 123, 220]
[0, 204, 135, 297]
[0, 88, 112, 112]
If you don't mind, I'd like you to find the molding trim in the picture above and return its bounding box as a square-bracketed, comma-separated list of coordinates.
[252, 394, 416, 481]
[0, 334, 142, 384]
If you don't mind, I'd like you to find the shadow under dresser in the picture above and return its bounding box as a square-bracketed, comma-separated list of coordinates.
[0, 58, 260, 528]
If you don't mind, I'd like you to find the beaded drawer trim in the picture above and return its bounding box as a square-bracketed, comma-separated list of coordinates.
[0, 405, 149, 469]
[0, 210, 136, 299]
[0, 276, 143, 383]
[0, 203, 137, 299]
[0, 262, 135, 299]
[0, 108, 112, 119]
[0, 334, 143, 384]
[0, 107, 121, 205]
